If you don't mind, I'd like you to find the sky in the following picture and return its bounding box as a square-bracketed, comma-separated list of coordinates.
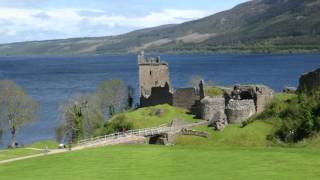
[0, 0, 249, 44]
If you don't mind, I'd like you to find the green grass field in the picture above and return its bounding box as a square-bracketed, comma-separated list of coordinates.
[26, 140, 59, 149]
[0, 140, 59, 161]
[0, 148, 40, 161]
[1, 121, 320, 179]
[1, 144, 320, 179]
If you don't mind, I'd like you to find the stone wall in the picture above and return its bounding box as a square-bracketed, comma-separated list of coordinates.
[200, 96, 227, 130]
[172, 81, 205, 116]
[255, 85, 274, 113]
[140, 83, 173, 107]
[200, 96, 225, 121]
[173, 88, 200, 110]
[226, 99, 256, 124]
[298, 68, 320, 93]
[148, 132, 176, 145]
[225, 85, 274, 114]
[180, 128, 209, 138]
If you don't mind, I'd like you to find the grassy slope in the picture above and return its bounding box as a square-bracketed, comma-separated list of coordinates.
[176, 121, 273, 148]
[110, 104, 200, 129]
[1, 121, 320, 179]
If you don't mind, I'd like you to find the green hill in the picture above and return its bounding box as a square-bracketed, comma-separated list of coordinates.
[1, 0, 320, 56]
[108, 104, 200, 129]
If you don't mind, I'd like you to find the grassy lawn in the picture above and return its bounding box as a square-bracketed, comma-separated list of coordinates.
[26, 140, 59, 149]
[0, 144, 320, 179]
[0, 140, 59, 161]
[110, 104, 200, 129]
[0, 148, 40, 161]
[1, 121, 320, 179]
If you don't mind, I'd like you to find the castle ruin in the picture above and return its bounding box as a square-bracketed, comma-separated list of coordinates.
[298, 68, 320, 93]
[138, 52, 275, 131]
[138, 51, 173, 107]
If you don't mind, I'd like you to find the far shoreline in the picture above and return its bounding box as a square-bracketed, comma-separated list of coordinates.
[1, 51, 320, 58]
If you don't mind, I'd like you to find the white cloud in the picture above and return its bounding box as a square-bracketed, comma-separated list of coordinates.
[0, 7, 210, 43]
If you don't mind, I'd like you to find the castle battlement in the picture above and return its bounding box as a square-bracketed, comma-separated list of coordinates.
[138, 51, 168, 66]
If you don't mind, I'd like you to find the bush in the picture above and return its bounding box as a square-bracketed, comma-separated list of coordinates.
[242, 93, 296, 128]
[243, 92, 320, 143]
[258, 92, 320, 143]
[104, 114, 133, 134]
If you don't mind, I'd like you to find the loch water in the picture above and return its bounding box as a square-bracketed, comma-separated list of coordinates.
[0, 54, 319, 146]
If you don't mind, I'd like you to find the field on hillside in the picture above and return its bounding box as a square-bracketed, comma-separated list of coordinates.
[1, 121, 320, 179]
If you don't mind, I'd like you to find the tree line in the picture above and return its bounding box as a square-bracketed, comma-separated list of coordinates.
[55, 79, 134, 145]
[0, 79, 133, 148]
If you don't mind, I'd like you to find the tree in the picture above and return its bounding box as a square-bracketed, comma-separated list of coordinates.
[56, 80, 130, 143]
[0, 129, 3, 145]
[0, 80, 37, 148]
[127, 85, 135, 109]
[189, 75, 203, 88]
[56, 94, 104, 143]
[96, 80, 128, 118]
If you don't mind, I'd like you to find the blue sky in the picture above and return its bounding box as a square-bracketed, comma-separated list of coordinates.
[0, 0, 248, 43]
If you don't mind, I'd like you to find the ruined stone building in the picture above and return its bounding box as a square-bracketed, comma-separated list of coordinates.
[137, 52, 275, 130]
[138, 51, 173, 107]
[201, 84, 274, 130]
[298, 68, 320, 93]
[173, 80, 205, 116]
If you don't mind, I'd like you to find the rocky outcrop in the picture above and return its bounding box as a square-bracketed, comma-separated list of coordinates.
[298, 68, 320, 93]
[226, 99, 256, 124]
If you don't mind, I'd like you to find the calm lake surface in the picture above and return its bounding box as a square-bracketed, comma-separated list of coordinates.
[0, 54, 319, 146]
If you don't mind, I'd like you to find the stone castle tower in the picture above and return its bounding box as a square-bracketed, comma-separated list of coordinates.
[138, 51, 173, 107]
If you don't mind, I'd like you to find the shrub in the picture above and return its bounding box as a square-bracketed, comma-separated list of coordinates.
[243, 91, 320, 143]
[242, 93, 296, 127]
[266, 92, 320, 142]
[104, 114, 133, 134]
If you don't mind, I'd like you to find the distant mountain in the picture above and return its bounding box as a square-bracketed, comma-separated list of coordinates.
[1, 0, 320, 56]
